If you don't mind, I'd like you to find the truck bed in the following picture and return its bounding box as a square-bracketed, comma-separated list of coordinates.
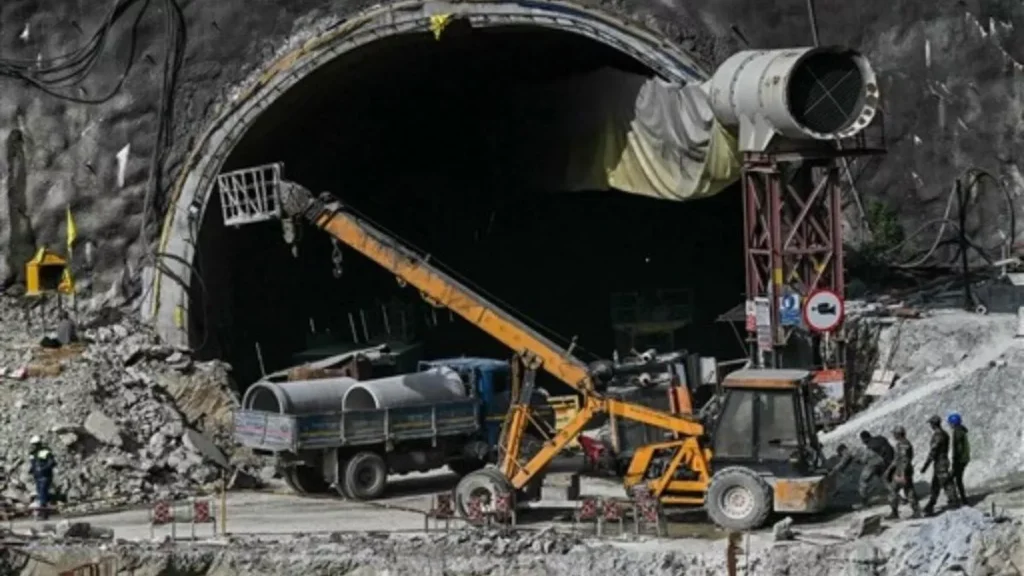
[234, 400, 480, 452]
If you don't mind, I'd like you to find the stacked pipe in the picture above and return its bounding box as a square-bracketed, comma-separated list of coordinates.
[241, 366, 466, 414]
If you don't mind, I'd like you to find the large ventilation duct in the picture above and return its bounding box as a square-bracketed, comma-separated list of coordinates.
[342, 367, 468, 411]
[242, 377, 359, 414]
[704, 47, 879, 152]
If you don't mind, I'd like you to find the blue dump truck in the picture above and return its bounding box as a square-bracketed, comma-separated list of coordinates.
[234, 357, 551, 500]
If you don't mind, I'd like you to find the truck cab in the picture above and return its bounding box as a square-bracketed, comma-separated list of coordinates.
[419, 357, 554, 450]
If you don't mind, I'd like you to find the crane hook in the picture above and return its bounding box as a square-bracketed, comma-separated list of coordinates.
[331, 239, 344, 278]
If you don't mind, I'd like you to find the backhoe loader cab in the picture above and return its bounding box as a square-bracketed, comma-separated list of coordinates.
[702, 368, 833, 530]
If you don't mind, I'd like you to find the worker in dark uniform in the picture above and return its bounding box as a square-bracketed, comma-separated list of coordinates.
[832, 443, 886, 507]
[29, 435, 56, 520]
[921, 414, 960, 515]
[948, 413, 970, 505]
[885, 426, 921, 519]
[860, 430, 895, 481]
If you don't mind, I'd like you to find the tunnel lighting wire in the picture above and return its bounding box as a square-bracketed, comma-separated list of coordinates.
[139, 0, 187, 253]
[343, 203, 603, 362]
[0, 0, 151, 104]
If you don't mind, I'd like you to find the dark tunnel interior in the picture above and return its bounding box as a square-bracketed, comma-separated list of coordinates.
[190, 25, 746, 389]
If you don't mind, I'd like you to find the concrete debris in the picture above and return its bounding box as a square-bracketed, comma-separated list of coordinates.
[183, 427, 230, 469]
[844, 514, 884, 539]
[772, 517, 794, 541]
[84, 411, 122, 447]
[0, 295, 258, 514]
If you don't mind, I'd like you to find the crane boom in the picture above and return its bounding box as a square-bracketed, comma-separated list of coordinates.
[280, 183, 592, 388]
[277, 180, 705, 491]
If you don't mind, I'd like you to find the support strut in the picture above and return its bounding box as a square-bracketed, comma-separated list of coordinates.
[741, 145, 880, 372]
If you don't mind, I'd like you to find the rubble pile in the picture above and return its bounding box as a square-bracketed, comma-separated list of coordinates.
[764, 507, 1024, 576]
[822, 310, 1024, 497]
[0, 296, 253, 513]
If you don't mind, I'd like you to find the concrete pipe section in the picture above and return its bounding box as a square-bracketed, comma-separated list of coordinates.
[242, 377, 359, 414]
[342, 367, 467, 411]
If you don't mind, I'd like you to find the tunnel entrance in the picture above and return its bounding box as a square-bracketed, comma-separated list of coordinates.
[188, 25, 745, 388]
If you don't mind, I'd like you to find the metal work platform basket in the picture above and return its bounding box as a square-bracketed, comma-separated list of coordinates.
[216, 162, 284, 227]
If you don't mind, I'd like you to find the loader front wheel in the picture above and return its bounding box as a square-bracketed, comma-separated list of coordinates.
[454, 468, 513, 518]
[705, 467, 773, 531]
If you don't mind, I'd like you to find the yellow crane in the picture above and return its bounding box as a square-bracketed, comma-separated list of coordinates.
[221, 164, 834, 530]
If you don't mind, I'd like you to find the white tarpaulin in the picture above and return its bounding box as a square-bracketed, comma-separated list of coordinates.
[497, 67, 741, 201]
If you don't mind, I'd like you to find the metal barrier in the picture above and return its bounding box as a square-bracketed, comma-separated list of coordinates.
[424, 494, 454, 531]
[149, 497, 218, 540]
[572, 496, 632, 536]
[630, 486, 665, 536]
[465, 496, 484, 525]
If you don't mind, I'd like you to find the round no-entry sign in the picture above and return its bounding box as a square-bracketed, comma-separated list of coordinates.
[802, 289, 844, 333]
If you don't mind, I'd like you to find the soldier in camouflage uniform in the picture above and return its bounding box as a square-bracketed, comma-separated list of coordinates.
[921, 414, 960, 515]
[885, 426, 921, 519]
[832, 443, 886, 507]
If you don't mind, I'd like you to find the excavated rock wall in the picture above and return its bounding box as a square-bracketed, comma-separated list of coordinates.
[1, 0, 1022, 290]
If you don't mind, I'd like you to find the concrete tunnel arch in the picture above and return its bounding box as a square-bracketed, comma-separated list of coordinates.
[144, 0, 715, 348]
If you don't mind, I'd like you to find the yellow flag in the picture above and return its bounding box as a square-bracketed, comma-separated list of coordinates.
[58, 268, 74, 295]
[429, 14, 451, 40]
[66, 206, 77, 252]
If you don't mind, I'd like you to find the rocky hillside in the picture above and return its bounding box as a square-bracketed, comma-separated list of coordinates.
[1, 0, 1021, 289]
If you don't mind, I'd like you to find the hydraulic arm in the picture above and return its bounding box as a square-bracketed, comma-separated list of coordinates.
[277, 180, 707, 492]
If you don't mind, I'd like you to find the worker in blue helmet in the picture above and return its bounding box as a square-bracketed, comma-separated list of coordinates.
[948, 413, 970, 504]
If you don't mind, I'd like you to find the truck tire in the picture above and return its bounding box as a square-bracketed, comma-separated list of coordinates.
[705, 467, 774, 531]
[333, 457, 352, 499]
[283, 466, 330, 495]
[342, 452, 388, 500]
[454, 467, 514, 517]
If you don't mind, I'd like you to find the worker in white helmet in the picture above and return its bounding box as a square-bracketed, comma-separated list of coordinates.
[29, 435, 56, 519]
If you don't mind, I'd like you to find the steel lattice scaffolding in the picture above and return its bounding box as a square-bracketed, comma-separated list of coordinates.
[741, 138, 883, 369]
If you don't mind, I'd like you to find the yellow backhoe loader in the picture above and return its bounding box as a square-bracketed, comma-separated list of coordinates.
[219, 163, 834, 530]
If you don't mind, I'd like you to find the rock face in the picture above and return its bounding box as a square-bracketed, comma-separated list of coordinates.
[1, 0, 1022, 291]
[0, 295, 254, 512]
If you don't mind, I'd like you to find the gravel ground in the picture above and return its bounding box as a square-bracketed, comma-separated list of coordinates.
[2, 504, 1022, 575]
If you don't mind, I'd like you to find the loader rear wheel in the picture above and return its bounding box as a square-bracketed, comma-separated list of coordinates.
[705, 467, 773, 531]
[283, 465, 330, 495]
[454, 467, 514, 517]
[342, 452, 388, 500]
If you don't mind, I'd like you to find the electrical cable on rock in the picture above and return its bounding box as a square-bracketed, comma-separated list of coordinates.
[2, 0, 196, 346]
[881, 167, 1015, 270]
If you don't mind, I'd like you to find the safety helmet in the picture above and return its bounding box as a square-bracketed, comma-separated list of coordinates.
[893, 426, 906, 437]
[947, 413, 962, 426]
[928, 415, 942, 426]
[29, 435, 41, 444]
